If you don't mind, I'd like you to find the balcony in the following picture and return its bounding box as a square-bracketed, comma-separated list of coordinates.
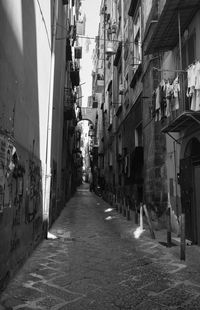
[160, 73, 200, 133]
[145, 0, 200, 55]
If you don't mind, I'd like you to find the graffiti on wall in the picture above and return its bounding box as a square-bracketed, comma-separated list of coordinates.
[12, 163, 25, 226]
[0, 135, 17, 212]
[25, 159, 42, 224]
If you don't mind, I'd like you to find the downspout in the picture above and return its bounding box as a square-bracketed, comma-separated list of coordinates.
[43, 0, 59, 237]
[178, 10, 185, 260]
[121, 0, 124, 98]
[121, 0, 124, 190]
[103, 0, 106, 179]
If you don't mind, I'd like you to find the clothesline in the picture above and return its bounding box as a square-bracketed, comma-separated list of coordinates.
[153, 67, 186, 73]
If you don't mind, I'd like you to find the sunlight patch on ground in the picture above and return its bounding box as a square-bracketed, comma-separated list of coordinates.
[47, 232, 58, 240]
[104, 208, 114, 213]
[133, 227, 145, 239]
[105, 216, 113, 221]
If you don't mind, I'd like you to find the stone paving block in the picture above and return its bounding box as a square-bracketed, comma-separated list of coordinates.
[13, 308, 41, 310]
[135, 301, 169, 310]
[33, 282, 82, 302]
[176, 295, 200, 309]
[36, 295, 63, 308]
[0, 295, 20, 309]
[50, 276, 73, 287]
[58, 298, 119, 310]
[149, 285, 197, 307]
[142, 279, 173, 293]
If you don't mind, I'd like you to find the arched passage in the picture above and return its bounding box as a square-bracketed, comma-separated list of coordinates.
[80, 107, 97, 126]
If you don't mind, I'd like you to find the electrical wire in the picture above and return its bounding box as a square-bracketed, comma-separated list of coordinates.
[56, 32, 142, 46]
[36, 0, 51, 50]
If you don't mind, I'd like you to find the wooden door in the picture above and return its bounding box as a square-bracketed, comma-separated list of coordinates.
[180, 157, 196, 243]
[194, 165, 200, 245]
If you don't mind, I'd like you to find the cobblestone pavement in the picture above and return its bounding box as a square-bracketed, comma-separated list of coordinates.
[1, 184, 200, 309]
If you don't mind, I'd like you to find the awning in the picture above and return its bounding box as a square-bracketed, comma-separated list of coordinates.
[145, 0, 200, 55]
[162, 111, 200, 133]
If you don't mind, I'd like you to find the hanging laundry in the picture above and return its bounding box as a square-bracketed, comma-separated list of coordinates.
[74, 46, 82, 59]
[155, 86, 161, 121]
[165, 81, 173, 117]
[195, 90, 200, 111]
[187, 61, 200, 111]
[160, 80, 167, 119]
[154, 74, 182, 122]
[173, 76, 180, 110]
[195, 61, 200, 90]
[85, 38, 91, 53]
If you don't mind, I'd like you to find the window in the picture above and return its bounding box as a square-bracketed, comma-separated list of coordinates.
[133, 6, 142, 68]
[93, 101, 98, 108]
[108, 82, 113, 125]
[118, 134, 122, 155]
[182, 31, 196, 69]
[125, 74, 128, 91]
[108, 149, 113, 166]
[135, 123, 143, 147]
[117, 66, 122, 104]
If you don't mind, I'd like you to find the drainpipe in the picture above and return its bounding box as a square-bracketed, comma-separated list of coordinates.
[121, 0, 124, 96]
[120, 0, 125, 191]
[103, 0, 106, 180]
[103, 0, 106, 107]
[178, 10, 185, 261]
[43, 0, 59, 237]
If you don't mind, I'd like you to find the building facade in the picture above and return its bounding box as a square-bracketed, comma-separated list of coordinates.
[92, 0, 200, 243]
[143, 0, 200, 240]
[0, 0, 83, 289]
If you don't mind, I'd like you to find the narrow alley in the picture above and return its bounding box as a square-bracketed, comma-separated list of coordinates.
[1, 184, 200, 310]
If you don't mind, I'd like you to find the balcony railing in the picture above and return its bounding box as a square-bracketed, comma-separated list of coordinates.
[145, 0, 200, 55]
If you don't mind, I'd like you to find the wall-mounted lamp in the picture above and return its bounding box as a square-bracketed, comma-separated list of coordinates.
[105, 41, 116, 56]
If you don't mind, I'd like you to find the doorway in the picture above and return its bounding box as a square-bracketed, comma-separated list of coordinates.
[180, 138, 200, 245]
